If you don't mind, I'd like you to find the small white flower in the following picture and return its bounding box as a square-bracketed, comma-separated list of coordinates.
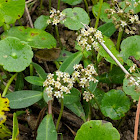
[64, 72, 70, 78]
[83, 30, 90, 36]
[88, 27, 96, 33]
[120, 20, 127, 27]
[47, 73, 54, 79]
[63, 77, 69, 83]
[72, 71, 80, 78]
[55, 81, 61, 89]
[54, 91, 61, 98]
[60, 86, 67, 92]
[56, 71, 63, 77]
[137, 77, 140, 83]
[85, 70, 91, 76]
[67, 82, 73, 89]
[80, 77, 87, 84]
[94, 30, 103, 40]
[134, 2, 138, 7]
[86, 44, 92, 51]
[43, 80, 48, 87]
[45, 86, 53, 93]
[83, 91, 94, 102]
[81, 38, 87, 45]
[49, 78, 55, 85]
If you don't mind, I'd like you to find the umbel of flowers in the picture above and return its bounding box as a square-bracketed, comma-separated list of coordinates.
[105, 0, 140, 34]
[47, 8, 66, 25]
[43, 64, 98, 102]
[76, 26, 104, 51]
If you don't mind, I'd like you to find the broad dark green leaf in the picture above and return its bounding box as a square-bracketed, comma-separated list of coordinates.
[75, 120, 120, 140]
[1, 26, 57, 49]
[0, 0, 25, 26]
[6, 90, 42, 109]
[61, 0, 82, 5]
[0, 37, 33, 72]
[34, 15, 50, 30]
[25, 76, 44, 86]
[12, 113, 19, 140]
[62, 7, 90, 30]
[101, 89, 130, 120]
[98, 22, 116, 37]
[63, 88, 81, 104]
[37, 114, 57, 140]
[32, 62, 47, 80]
[120, 35, 140, 66]
[59, 51, 83, 74]
[65, 101, 86, 121]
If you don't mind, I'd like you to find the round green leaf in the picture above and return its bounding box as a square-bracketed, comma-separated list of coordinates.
[61, 0, 82, 5]
[37, 114, 57, 140]
[0, 37, 33, 72]
[62, 7, 90, 30]
[1, 26, 57, 49]
[34, 15, 50, 30]
[75, 120, 120, 140]
[123, 76, 140, 101]
[120, 35, 140, 66]
[92, 2, 112, 23]
[0, 0, 25, 26]
[99, 36, 123, 65]
[101, 89, 130, 120]
[6, 90, 42, 109]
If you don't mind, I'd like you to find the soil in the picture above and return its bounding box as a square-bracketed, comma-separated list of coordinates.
[1, 0, 140, 140]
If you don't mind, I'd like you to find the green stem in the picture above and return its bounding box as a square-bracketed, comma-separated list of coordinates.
[55, 26, 62, 48]
[57, 0, 61, 10]
[56, 99, 64, 132]
[87, 102, 92, 121]
[116, 30, 123, 51]
[94, 0, 103, 29]
[54, 61, 60, 69]
[40, 0, 43, 10]
[49, 0, 51, 11]
[83, 0, 90, 17]
[2, 73, 18, 97]
[30, 64, 33, 76]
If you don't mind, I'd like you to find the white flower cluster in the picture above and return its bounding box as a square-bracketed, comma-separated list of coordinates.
[72, 64, 98, 88]
[43, 71, 73, 99]
[72, 64, 98, 102]
[76, 27, 104, 51]
[83, 91, 94, 102]
[105, 0, 140, 34]
[43, 64, 98, 102]
[47, 8, 66, 25]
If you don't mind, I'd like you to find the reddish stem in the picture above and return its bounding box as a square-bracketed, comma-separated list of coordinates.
[134, 97, 140, 140]
[48, 100, 52, 114]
